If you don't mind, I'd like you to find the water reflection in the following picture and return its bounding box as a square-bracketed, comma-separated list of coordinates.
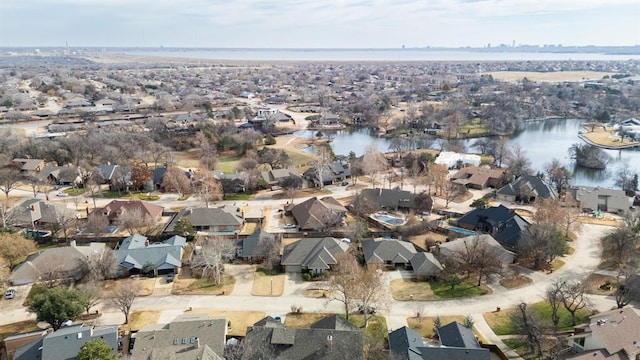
[296, 119, 640, 188]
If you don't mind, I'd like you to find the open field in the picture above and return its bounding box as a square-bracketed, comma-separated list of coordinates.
[485, 71, 617, 83]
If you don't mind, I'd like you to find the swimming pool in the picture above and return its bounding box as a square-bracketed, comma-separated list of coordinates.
[370, 212, 407, 227]
[448, 226, 477, 236]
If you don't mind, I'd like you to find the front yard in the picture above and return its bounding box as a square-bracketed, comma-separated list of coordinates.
[189, 309, 266, 336]
[390, 278, 490, 300]
[251, 273, 285, 296]
[171, 269, 235, 295]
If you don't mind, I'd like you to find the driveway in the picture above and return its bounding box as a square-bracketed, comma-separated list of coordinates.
[225, 264, 256, 296]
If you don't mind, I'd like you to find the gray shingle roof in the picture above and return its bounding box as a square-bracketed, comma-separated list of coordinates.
[438, 234, 516, 265]
[281, 237, 349, 270]
[359, 188, 417, 209]
[290, 196, 346, 231]
[414, 346, 491, 360]
[15, 325, 118, 360]
[497, 175, 557, 200]
[410, 252, 442, 277]
[115, 235, 185, 272]
[362, 239, 417, 265]
[165, 207, 242, 232]
[243, 315, 363, 360]
[437, 321, 481, 349]
[388, 326, 424, 359]
[132, 314, 226, 360]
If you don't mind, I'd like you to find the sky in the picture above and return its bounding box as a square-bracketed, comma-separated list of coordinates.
[1, 0, 639, 48]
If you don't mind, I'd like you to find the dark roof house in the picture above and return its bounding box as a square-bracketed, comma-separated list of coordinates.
[436, 234, 516, 265]
[165, 207, 244, 236]
[289, 196, 347, 231]
[457, 205, 530, 249]
[359, 188, 417, 211]
[88, 199, 164, 226]
[281, 237, 350, 274]
[362, 238, 417, 267]
[303, 161, 351, 187]
[450, 166, 506, 189]
[241, 315, 363, 360]
[409, 252, 442, 280]
[8, 199, 78, 229]
[261, 167, 302, 187]
[497, 175, 557, 203]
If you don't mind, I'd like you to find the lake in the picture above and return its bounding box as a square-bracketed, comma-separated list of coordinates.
[298, 119, 640, 188]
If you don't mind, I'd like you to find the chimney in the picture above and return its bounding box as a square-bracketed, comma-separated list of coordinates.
[327, 335, 333, 350]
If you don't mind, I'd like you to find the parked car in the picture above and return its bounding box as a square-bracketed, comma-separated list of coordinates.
[61, 319, 73, 327]
[4, 289, 15, 300]
[56, 192, 68, 197]
[283, 223, 296, 229]
[341, 181, 349, 186]
[271, 186, 282, 191]
[166, 272, 174, 283]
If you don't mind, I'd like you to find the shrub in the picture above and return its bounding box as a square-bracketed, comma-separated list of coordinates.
[302, 273, 312, 281]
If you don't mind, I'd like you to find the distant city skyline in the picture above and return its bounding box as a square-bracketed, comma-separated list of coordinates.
[1, 0, 639, 48]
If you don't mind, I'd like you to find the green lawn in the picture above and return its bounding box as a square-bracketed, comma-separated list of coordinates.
[0, 320, 41, 341]
[224, 193, 253, 201]
[63, 187, 86, 196]
[459, 119, 491, 136]
[484, 301, 594, 336]
[217, 155, 240, 173]
[430, 280, 489, 298]
[347, 315, 388, 340]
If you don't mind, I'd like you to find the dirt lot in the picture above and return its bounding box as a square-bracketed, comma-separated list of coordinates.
[189, 309, 265, 336]
[499, 274, 533, 289]
[577, 214, 624, 227]
[251, 274, 285, 296]
[485, 71, 617, 83]
[390, 279, 437, 301]
[408, 232, 447, 251]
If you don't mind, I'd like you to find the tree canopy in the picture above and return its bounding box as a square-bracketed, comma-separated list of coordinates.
[77, 339, 117, 360]
[28, 286, 83, 330]
[0, 232, 37, 270]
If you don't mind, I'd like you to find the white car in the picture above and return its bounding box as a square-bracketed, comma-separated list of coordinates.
[56, 192, 68, 197]
[283, 224, 296, 229]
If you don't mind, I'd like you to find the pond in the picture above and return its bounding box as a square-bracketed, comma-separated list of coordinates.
[298, 119, 640, 188]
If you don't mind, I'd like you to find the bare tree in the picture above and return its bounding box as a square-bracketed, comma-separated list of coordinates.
[161, 166, 192, 198]
[426, 163, 448, 196]
[544, 158, 571, 195]
[257, 234, 280, 274]
[512, 302, 543, 359]
[442, 182, 462, 208]
[355, 264, 386, 328]
[517, 224, 568, 271]
[0, 161, 22, 227]
[559, 280, 589, 326]
[0, 232, 37, 271]
[605, 225, 638, 267]
[109, 279, 141, 324]
[546, 280, 564, 332]
[76, 283, 101, 315]
[280, 175, 302, 203]
[362, 143, 387, 188]
[327, 252, 360, 321]
[506, 144, 532, 179]
[312, 146, 332, 189]
[190, 237, 235, 285]
[195, 171, 222, 208]
[615, 270, 640, 309]
[83, 248, 118, 281]
[118, 207, 159, 236]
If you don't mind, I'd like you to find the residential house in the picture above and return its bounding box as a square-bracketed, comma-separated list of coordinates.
[131, 314, 227, 360]
[388, 322, 491, 360]
[8, 199, 78, 231]
[409, 252, 442, 280]
[10, 241, 105, 285]
[164, 207, 244, 236]
[241, 315, 363, 360]
[281, 237, 349, 274]
[213, 170, 246, 193]
[457, 205, 531, 249]
[361, 238, 417, 268]
[237, 230, 275, 263]
[36, 165, 80, 186]
[261, 167, 302, 188]
[496, 175, 557, 203]
[113, 234, 186, 276]
[303, 161, 351, 187]
[435, 151, 481, 169]
[567, 185, 633, 214]
[2, 329, 49, 360]
[12, 158, 45, 175]
[434, 234, 516, 265]
[87, 199, 164, 227]
[450, 166, 506, 189]
[14, 325, 118, 360]
[567, 307, 640, 360]
[288, 196, 347, 231]
[318, 112, 342, 126]
[358, 188, 419, 212]
[96, 164, 119, 184]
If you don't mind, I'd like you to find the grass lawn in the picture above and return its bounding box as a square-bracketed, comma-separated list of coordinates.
[499, 274, 533, 289]
[224, 193, 253, 201]
[459, 119, 490, 136]
[217, 155, 241, 173]
[126, 310, 161, 331]
[134, 193, 160, 201]
[284, 312, 329, 328]
[251, 273, 285, 296]
[271, 187, 332, 200]
[430, 280, 489, 298]
[390, 279, 437, 301]
[502, 339, 535, 359]
[63, 187, 86, 196]
[101, 278, 156, 297]
[483, 301, 594, 335]
[0, 320, 41, 341]
[100, 190, 132, 199]
[172, 274, 235, 295]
